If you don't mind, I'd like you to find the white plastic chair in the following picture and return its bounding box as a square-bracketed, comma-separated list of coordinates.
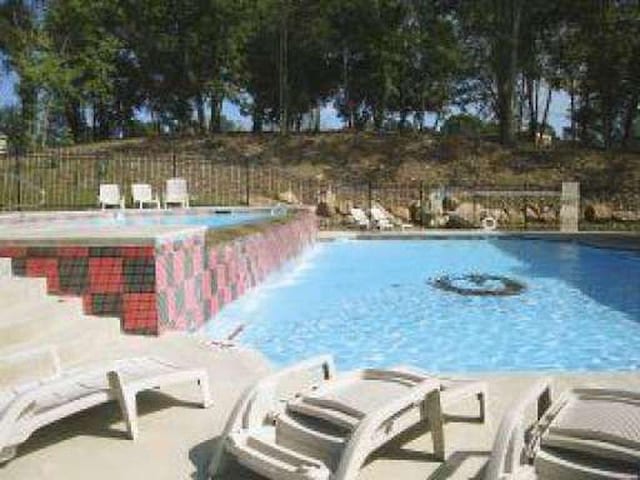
[350, 208, 370, 229]
[98, 184, 125, 210]
[210, 355, 487, 480]
[164, 178, 190, 208]
[131, 183, 160, 209]
[485, 378, 640, 479]
[0, 346, 211, 463]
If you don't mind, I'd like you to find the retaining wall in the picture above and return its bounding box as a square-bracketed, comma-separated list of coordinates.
[0, 212, 317, 334]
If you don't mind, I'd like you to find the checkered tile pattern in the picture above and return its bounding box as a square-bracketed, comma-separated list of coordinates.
[155, 234, 207, 333]
[0, 245, 158, 334]
[0, 212, 317, 336]
[204, 212, 317, 319]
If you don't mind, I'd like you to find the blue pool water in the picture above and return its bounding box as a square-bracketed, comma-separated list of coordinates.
[208, 239, 640, 372]
[92, 210, 272, 228]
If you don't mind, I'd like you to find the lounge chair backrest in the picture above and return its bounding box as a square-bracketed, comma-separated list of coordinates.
[99, 184, 121, 204]
[371, 206, 391, 221]
[350, 208, 368, 221]
[165, 178, 188, 202]
[131, 184, 153, 202]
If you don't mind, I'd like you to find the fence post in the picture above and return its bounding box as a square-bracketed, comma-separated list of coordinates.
[560, 182, 580, 232]
[419, 181, 424, 227]
[172, 152, 177, 178]
[367, 180, 373, 216]
[245, 156, 251, 206]
[14, 152, 21, 211]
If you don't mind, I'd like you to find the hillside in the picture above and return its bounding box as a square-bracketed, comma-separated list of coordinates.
[59, 133, 640, 193]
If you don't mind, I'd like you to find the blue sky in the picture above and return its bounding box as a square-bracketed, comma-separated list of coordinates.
[1, 72, 570, 133]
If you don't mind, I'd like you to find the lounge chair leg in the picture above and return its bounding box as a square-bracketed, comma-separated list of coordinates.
[198, 375, 213, 408]
[478, 391, 487, 424]
[0, 446, 17, 464]
[108, 371, 139, 440]
[425, 389, 446, 461]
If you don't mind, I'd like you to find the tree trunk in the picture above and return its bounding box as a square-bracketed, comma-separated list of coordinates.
[621, 91, 639, 148]
[569, 78, 576, 141]
[539, 84, 552, 139]
[493, 0, 523, 145]
[195, 95, 206, 133]
[209, 93, 223, 133]
[527, 76, 537, 141]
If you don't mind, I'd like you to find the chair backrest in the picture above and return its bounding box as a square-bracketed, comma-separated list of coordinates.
[370, 207, 390, 222]
[351, 208, 368, 222]
[131, 183, 153, 202]
[99, 184, 121, 204]
[165, 178, 188, 200]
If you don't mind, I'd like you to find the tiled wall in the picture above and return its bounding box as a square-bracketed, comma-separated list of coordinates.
[204, 213, 317, 321]
[0, 245, 159, 334]
[0, 212, 317, 335]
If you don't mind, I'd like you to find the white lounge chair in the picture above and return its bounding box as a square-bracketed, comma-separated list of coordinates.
[131, 183, 160, 209]
[485, 378, 640, 480]
[370, 205, 394, 230]
[371, 205, 412, 230]
[349, 208, 370, 229]
[164, 178, 190, 208]
[210, 355, 487, 480]
[98, 184, 125, 210]
[0, 346, 212, 463]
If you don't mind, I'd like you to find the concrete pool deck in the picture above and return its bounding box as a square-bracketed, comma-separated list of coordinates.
[319, 229, 640, 251]
[1, 333, 639, 480]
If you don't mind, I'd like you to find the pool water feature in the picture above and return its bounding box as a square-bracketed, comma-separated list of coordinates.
[207, 238, 640, 372]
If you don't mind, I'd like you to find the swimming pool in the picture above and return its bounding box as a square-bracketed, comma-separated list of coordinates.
[89, 209, 274, 228]
[207, 238, 640, 372]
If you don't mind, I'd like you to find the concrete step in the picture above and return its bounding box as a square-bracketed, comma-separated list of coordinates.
[0, 258, 12, 278]
[0, 276, 48, 308]
[0, 314, 122, 368]
[0, 298, 85, 347]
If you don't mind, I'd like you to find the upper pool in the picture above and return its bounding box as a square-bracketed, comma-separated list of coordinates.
[89, 209, 275, 228]
[208, 238, 640, 372]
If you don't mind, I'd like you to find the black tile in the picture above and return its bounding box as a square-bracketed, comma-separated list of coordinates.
[58, 257, 88, 294]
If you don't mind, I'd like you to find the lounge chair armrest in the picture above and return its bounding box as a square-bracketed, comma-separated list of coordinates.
[335, 378, 441, 480]
[484, 378, 553, 480]
[208, 355, 335, 477]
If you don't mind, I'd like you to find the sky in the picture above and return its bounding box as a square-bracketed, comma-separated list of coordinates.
[1, 71, 570, 134]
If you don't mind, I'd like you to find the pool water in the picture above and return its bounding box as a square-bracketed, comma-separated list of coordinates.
[207, 239, 640, 372]
[91, 210, 272, 228]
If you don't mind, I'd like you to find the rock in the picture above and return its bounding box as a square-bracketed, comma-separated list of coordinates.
[612, 210, 640, 222]
[277, 190, 300, 205]
[584, 203, 613, 222]
[446, 214, 474, 229]
[442, 195, 459, 212]
[408, 202, 422, 223]
[453, 201, 479, 223]
[539, 206, 557, 223]
[524, 205, 540, 221]
[336, 199, 354, 216]
[316, 201, 336, 217]
[389, 206, 411, 223]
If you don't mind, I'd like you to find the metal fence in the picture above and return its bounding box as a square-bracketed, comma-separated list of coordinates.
[0, 152, 638, 231]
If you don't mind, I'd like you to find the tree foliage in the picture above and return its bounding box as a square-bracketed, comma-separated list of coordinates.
[0, 0, 638, 149]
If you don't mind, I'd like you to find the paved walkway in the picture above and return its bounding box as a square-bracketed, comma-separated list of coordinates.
[2, 333, 639, 479]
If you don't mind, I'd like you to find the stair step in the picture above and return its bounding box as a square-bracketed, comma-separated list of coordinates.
[0, 300, 86, 346]
[0, 277, 48, 308]
[0, 315, 122, 367]
[0, 258, 11, 278]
